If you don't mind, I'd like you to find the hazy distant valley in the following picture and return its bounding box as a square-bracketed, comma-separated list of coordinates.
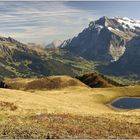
[0, 16, 140, 84]
[0, 36, 95, 78]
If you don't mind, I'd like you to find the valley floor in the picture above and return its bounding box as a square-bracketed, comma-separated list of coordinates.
[0, 86, 140, 138]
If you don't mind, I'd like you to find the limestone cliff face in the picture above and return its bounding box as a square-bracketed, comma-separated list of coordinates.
[112, 36, 140, 73]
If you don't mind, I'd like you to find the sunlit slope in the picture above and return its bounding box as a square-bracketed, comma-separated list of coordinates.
[5, 76, 87, 90]
[0, 80, 140, 138]
[0, 84, 140, 115]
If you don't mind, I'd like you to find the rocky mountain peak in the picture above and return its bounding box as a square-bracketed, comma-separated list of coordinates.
[7, 37, 19, 44]
[1, 36, 16, 43]
[60, 16, 140, 62]
[89, 16, 110, 29]
[95, 16, 110, 26]
[88, 16, 140, 35]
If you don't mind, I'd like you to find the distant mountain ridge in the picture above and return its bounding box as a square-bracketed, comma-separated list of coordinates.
[0, 36, 95, 78]
[45, 40, 62, 49]
[0, 36, 25, 46]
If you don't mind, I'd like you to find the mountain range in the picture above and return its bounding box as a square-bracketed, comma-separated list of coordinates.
[45, 40, 62, 49]
[0, 36, 94, 78]
[61, 16, 140, 79]
[61, 16, 140, 61]
[0, 16, 140, 82]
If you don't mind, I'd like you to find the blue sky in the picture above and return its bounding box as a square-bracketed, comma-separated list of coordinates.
[0, 1, 140, 44]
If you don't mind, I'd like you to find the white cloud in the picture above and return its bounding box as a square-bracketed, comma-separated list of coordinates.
[0, 2, 100, 44]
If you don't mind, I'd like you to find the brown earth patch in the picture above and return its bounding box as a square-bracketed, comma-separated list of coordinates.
[0, 101, 17, 111]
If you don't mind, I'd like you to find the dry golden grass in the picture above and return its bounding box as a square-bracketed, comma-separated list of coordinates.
[5, 76, 87, 90]
[0, 112, 140, 139]
[0, 76, 140, 138]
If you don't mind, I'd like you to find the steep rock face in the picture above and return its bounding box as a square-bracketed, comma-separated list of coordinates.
[61, 16, 139, 62]
[102, 36, 140, 75]
[76, 72, 123, 88]
[119, 37, 140, 66]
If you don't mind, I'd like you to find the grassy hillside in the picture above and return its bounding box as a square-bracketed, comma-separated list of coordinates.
[0, 76, 140, 138]
[5, 76, 87, 90]
[76, 72, 123, 88]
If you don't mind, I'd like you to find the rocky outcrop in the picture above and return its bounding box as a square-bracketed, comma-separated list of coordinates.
[0, 36, 25, 46]
[102, 36, 140, 75]
[0, 81, 7, 88]
[76, 72, 123, 88]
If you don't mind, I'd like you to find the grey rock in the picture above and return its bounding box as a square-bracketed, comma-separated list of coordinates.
[0, 81, 7, 88]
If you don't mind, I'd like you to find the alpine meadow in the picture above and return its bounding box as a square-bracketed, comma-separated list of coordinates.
[0, 1, 140, 139]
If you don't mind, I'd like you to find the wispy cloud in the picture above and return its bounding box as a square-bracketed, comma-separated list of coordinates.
[1, 1, 139, 44]
[0, 1, 99, 44]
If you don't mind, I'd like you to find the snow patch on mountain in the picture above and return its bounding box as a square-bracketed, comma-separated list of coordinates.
[117, 17, 140, 30]
[108, 27, 114, 31]
[60, 39, 72, 48]
[95, 24, 104, 29]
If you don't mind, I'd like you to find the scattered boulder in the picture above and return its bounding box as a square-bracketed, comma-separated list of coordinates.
[0, 81, 8, 88]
